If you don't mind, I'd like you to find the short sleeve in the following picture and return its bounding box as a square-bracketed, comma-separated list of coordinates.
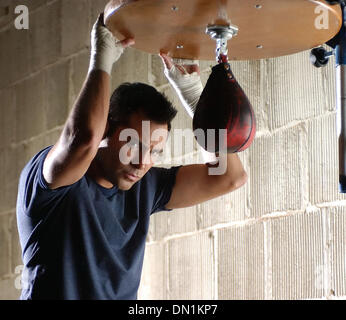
[149, 165, 182, 214]
[17, 146, 74, 219]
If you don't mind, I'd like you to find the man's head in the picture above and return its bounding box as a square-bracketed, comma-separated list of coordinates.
[97, 82, 177, 190]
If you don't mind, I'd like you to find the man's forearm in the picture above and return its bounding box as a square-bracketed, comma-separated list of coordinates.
[63, 70, 110, 147]
[224, 153, 247, 188]
[208, 152, 247, 189]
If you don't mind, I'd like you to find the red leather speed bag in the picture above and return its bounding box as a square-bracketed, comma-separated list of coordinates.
[193, 62, 256, 153]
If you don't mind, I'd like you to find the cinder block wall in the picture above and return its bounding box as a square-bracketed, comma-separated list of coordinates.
[0, 0, 345, 300]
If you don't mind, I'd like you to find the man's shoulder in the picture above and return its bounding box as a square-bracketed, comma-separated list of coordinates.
[19, 146, 52, 185]
[18, 145, 87, 198]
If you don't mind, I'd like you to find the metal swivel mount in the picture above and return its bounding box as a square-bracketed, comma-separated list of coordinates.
[310, 47, 335, 68]
[206, 23, 238, 63]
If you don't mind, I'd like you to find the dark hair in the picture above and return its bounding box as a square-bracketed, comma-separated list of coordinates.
[107, 82, 177, 137]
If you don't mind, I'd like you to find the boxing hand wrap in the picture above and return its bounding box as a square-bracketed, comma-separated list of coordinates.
[164, 59, 217, 164]
[163, 59, 204, 118]
[89, 15, 124, 75]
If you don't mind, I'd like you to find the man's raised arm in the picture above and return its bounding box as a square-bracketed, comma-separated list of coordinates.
[43, 14, 134, 190]
[160, 54, 247, 209]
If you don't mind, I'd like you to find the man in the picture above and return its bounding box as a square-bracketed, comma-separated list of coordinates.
[16, 14, 247, 300]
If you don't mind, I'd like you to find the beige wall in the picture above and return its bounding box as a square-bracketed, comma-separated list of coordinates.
[0, 0, 345, 300]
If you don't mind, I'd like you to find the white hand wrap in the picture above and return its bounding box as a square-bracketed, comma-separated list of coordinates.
[164, 59, 217, 164]
[89, 16, 124, 75]
[163, 59, 204, 118]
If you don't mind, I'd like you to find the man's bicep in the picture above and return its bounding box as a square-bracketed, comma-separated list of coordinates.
[43, 139, 97, 190]
[165, 164, 234, 210]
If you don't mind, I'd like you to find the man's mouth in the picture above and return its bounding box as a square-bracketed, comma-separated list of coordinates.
[124, 172, 140, 182]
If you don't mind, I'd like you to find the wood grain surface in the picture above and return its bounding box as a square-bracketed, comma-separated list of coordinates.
[104, 0, 342, 61]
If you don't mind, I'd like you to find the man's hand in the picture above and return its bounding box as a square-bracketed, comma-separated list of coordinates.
[160, 53, 203, 118]
[160, 53, 217, 164]
[89, 13, 135, 75]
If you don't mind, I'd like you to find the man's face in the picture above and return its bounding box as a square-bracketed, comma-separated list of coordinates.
[100, 111, 169, 190]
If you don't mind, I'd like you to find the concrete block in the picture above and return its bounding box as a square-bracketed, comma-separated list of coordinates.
[45, 61, 69, 130]
[146, 217, 156, 243]
[197, 150, 250, 228]
[0, 27, 31, 88]
[266, 50, 334, 130]
[218, 223, 265, 299]
[138, 243, 167, 300]
[148, 207, 198, 243]
[168, 232, 214, 299]
[0, 150, 4, 210]
[168, 207, 197, 236]
[69, 50, 90, 110]
[307, 114, 346, 204]
[228, 59, 267, 133]
[17, 0, 47, 11]
[150, 54, 168, 88]
[0, 213, 11, 278]
[29, 1, 61, 72]
[61, 0, 90, 56]
[111, 48, 150, 91]
[13, 27, 32, 84]
[90, 0, 108, 24]
[326, 207, 346, 297]
[148, 211, 169, 242]
[161, 85, 193, 130]
[44, 128, 62, 148]
[0, 87, 16, 149]
[5, 147, 19, 212]
[10, 211, 22, 272]
[10, 0, 61, 82]
[0, 1, 14, 29]
[154, 85, 200, 166]
[16, 131, 56, 168]
[15, 71, 47, 143]
[199, 60, 214, 73]
[270, 211, 324, 300]
[0, 1, 65, 87]
[250, 125, 306, 216]
[0, 0, 47, 29]
[0, 277, 21, 300]
[0, 146, 19, 213]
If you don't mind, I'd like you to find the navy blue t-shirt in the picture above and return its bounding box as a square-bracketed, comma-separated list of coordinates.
[16, 146, 181, 300]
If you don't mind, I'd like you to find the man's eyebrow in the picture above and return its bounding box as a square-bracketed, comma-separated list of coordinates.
[131, 137, 163, 152]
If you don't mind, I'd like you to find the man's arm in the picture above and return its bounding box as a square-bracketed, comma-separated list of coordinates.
[160, 53, 247, 209]
[165, 154, 247, 209]
[43, 70, 110, 189]
[43, 14, 134, 189]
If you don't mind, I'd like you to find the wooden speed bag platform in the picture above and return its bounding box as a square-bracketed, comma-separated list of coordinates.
[104, 0, 342, 61]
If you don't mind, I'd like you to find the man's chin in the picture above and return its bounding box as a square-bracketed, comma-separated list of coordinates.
[117, 179, 135, 191]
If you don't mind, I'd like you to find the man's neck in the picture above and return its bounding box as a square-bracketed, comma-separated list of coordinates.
[86, 158, 114, 189]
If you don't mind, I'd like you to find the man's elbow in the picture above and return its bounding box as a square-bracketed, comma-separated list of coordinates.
[227, 170, 248, 192]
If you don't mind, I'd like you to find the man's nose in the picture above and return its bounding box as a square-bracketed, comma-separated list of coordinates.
[131, 149, 151, 169]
